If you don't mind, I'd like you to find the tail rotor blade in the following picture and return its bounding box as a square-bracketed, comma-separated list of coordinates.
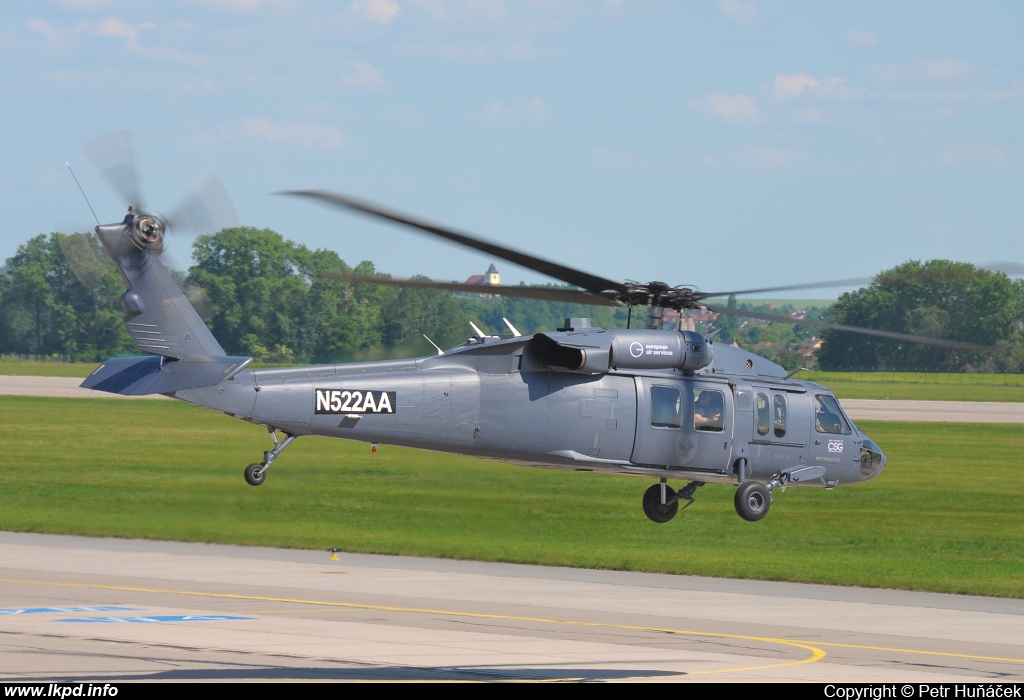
[79, 131, 145, 210]
[58, 231, 116, 294]
[165, 173, 238, 235]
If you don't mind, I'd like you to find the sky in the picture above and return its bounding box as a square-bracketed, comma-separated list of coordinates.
[1, 0, 1021, 301]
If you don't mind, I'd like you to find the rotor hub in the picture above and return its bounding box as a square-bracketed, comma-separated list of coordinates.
[128, 211, 165, 253]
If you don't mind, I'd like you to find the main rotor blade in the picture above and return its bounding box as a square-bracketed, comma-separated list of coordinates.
[696, 276, 874, 301]
[704, 304, 997, 352]
[283, 190, 628, 295]
[982, 261, 1024, 277]
[165, 173, 239, 235]
[319, 272, 621, 307]
[79, 131, 145, 210]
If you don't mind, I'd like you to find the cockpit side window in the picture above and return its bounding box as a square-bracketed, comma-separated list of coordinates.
[755, 392, 769, 436]
[815, 395, 852, 435]
[650, 385, 682, 429]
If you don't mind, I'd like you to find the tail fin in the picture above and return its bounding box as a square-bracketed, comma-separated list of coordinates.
[96, 218, 225, 359]
[82, 215, 251, 396]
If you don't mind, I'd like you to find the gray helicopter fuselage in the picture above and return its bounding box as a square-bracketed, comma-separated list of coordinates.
[84, 215, 883, 501]
[174, 332, 885, 490]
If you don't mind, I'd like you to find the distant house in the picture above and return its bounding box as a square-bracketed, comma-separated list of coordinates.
[465, 263, 500, 287]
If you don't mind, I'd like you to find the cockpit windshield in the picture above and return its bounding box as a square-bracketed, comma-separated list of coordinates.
[814, 394, 852, 435]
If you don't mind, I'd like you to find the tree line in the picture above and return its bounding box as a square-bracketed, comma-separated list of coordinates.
[0, 228, 623, 364]
[1, 229, 1021, 372]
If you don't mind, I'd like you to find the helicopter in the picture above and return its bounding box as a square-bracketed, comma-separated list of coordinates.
[73, 135, 993, 523]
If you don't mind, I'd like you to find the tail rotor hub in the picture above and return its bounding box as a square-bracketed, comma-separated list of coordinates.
[129, 211, 165, 253]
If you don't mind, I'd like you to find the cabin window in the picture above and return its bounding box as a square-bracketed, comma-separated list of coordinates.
[755, 392, 770, 436]
[773, 394, 787, 438]
[650, 385, 682, 429]
[693, 388, 725, 433]
[815, 395, 852, 435]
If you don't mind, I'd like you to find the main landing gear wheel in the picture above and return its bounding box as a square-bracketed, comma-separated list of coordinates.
[735, 482, 770, 521]
[244, 463, 266, 486]
[642, 483, 678, 523]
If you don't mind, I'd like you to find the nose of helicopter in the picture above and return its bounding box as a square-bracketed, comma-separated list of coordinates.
[859, 437, 886, 481]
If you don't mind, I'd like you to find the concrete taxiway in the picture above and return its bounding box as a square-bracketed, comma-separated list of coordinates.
[3, 375, 1024, 423]
[0, 532, 1021, 682]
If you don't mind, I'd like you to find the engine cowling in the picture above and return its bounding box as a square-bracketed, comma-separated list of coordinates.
[530, 328, 712, 374]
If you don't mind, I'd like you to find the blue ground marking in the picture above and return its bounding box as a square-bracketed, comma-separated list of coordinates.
[0, 606, 134, 615]
[58, 615, 251, 623]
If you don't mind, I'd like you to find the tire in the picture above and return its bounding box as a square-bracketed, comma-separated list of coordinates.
[735, 482, 770, 522]
[244, 463, 266, 486]
[642, 483, 678, 523]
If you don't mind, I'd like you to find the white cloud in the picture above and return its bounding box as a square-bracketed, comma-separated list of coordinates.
[409, 0, 507, 22]
[941, 143, 1010, 167]
[92, 17, 204, 64]
[846, 29, 877, 46]
[94, 17, 153, 43]
[25, 18, 88, 48]
[696, 92, 761, 123]
[772, 72, 859, 101]
[201, 0, 300, 10]
[480, 98, 547, 125]
[55, 0, 112, 9]
[716, 0, 757, 24]
[339, 61, 388, 90]
[923, 58, 971, 81]
[238, 118, 349, 150]
[349, 0, 401, 23]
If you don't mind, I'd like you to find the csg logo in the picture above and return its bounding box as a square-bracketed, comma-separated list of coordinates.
[827, 440, 844, 453]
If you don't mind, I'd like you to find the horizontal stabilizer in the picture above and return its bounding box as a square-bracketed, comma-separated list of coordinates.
[82, 355, 252, 396]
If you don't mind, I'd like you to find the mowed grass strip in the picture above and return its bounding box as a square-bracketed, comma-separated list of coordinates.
[804, 371, 1024, 403]
[0, 361, 98, 378]
[1, 396, 1021, 598]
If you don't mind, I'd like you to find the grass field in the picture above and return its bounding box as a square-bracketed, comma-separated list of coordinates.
[1, 395, 1021, 598]
[0, 361, 98, 378]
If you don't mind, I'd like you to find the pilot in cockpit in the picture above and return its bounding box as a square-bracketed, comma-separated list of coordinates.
[694, 390, 723, 431]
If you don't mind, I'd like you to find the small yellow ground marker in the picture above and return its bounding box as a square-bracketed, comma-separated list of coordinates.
[330, 548, 339, 561]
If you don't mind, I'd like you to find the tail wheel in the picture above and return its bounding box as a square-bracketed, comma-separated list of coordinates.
[244, 463, 266, 486]
[735, 482, 770, 521]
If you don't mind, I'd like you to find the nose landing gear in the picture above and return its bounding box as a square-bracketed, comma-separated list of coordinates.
[734, 481, 771, 521]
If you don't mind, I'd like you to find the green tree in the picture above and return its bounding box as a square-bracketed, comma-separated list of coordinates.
[189, 228, 311, 359]
[817, 260, 1024, 371]
[0, 233, 132, 360]
[380, 276, 467, 350]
